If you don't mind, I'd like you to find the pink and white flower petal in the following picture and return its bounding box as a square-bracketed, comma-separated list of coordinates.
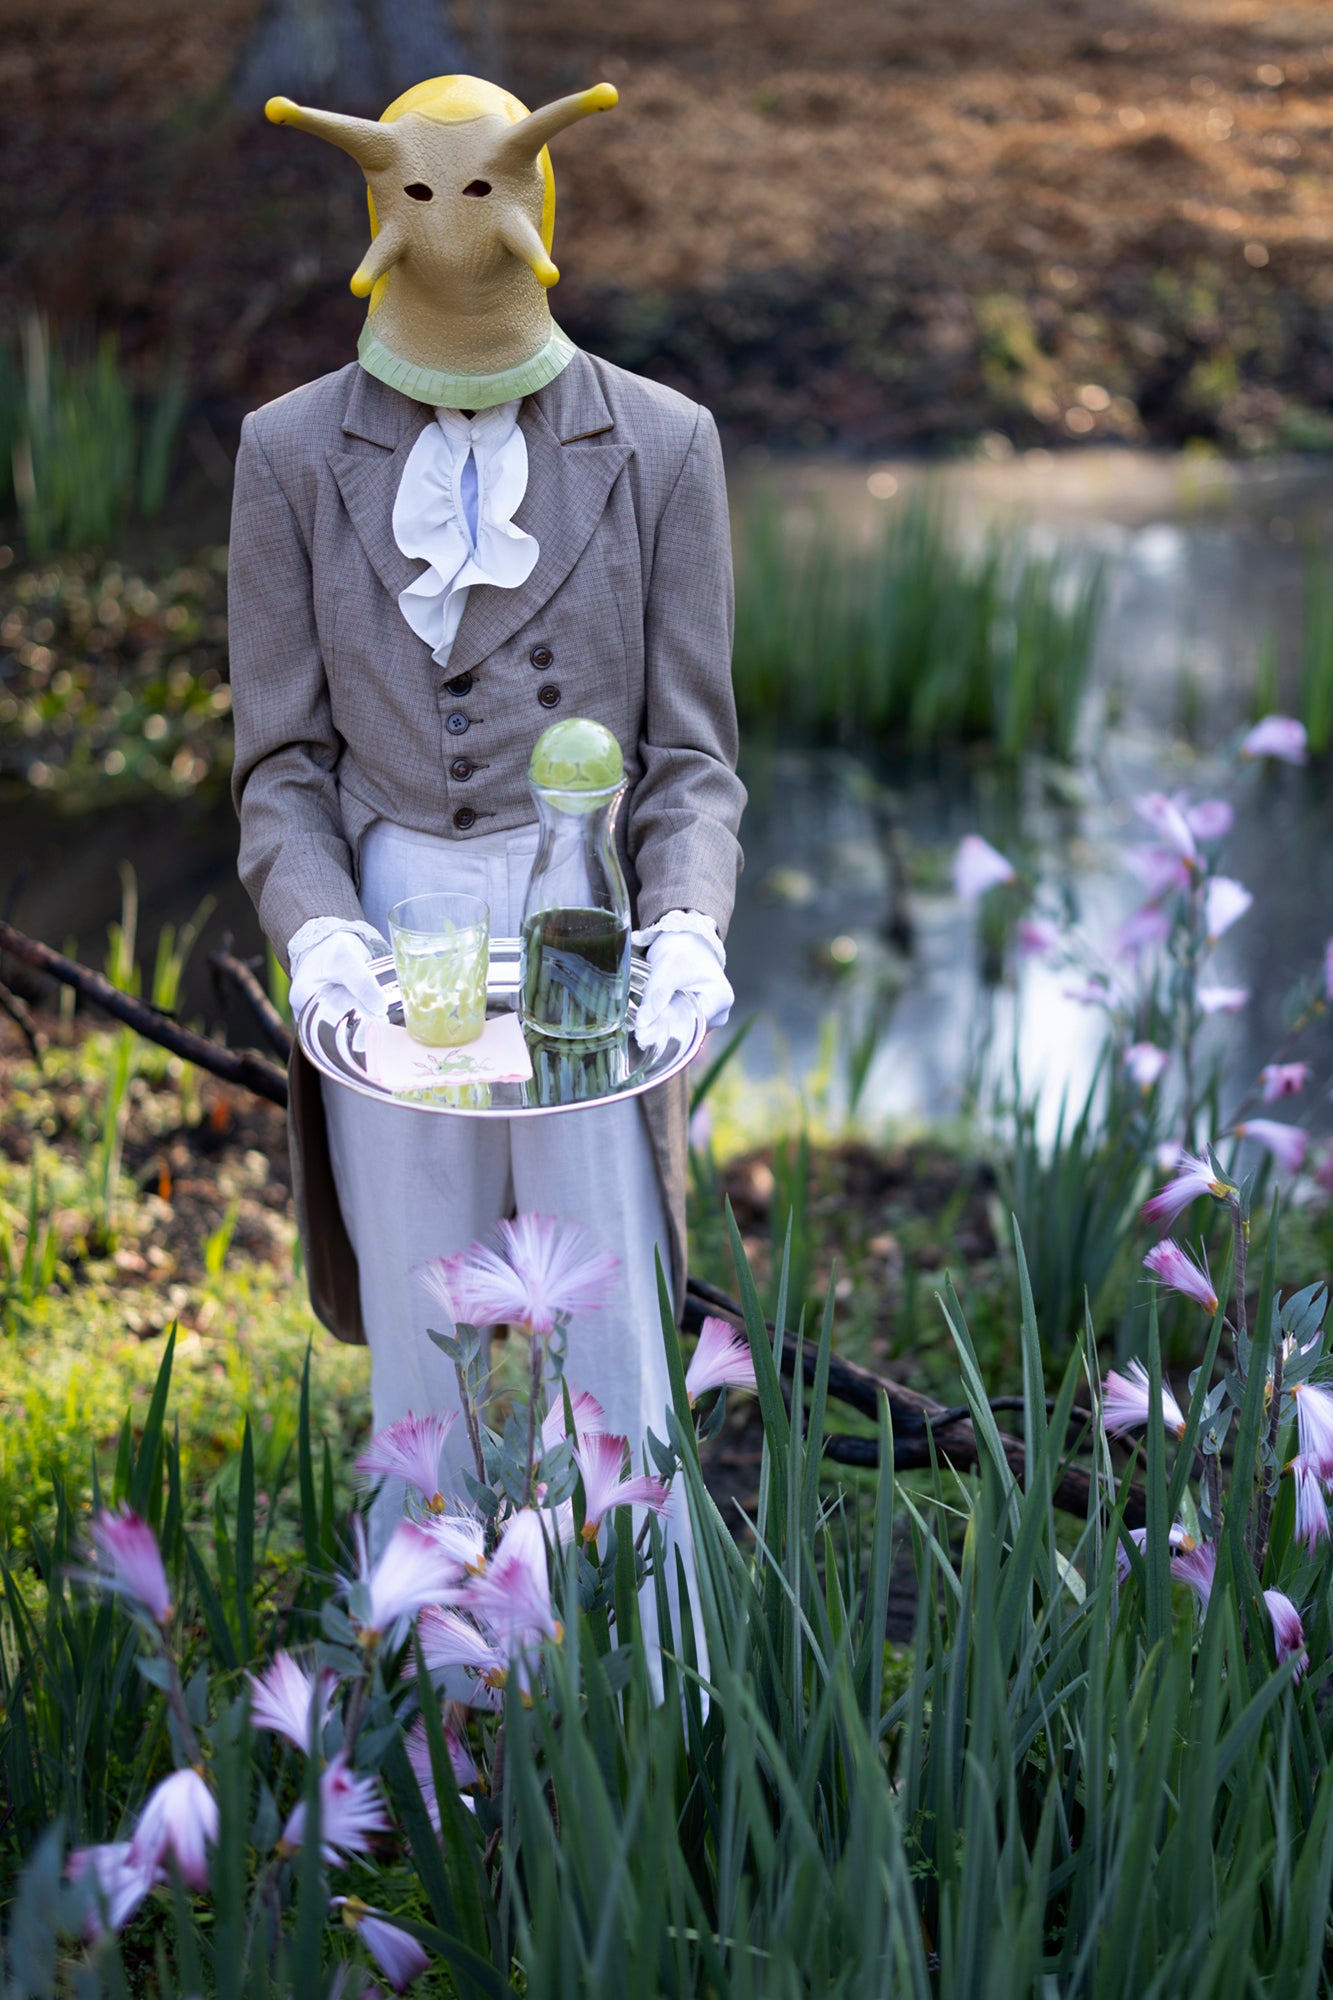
[246, 1652, 338, 1754]
[573, 1431, 671, 1539]
[418, 1511, 486, 1574]
[1240, 714, 1308, 763]
[361, 1521, 465, 1635]
[128, 1768, 218, 1893]
[1133, 792, 1197, 862]
[1114, 1521, 1190, 1583]
[355, 1413, 459, 1509]
[685, 1316, 758, 1404]
[1015, 916, 1063, 958]
[433, 1214, 619, 1336]
[1203, 876, 1252, 944]
[1234, 1119, 1308, 1175]
[1114, 904, 1171, 961]
[1261, 1063, 1312, 1101]
[1141, 1149, 1232, 1229]
[1125, 1042, 1169, 1091]
[461, 1509, 560, 1655]
[406, 1711, 479, 1828]
[1170, 1537, 1217, 1612]
[333, 1900, 431, 1994]
[68, 1841, 157, 1939]
[1124, 844, 1191, 901]
[1143, 1239, 1219, 1314]
[952, 834, 1016, 902]
[1197, 984, 1250, 1015]
[88, 1509, 173, 1625]
[1291, 1384, 1333, 1480]
[1185, 798, 1234, 842]
[1289, 1455, 1331, 1552]
[415, 1606, 506, 1682]
[1101, 1357, 1186, 1438]
[1264, 1589, 1309, 1679]
[281, 1754, 391, 1863]
[540, 1387, 608, 1452]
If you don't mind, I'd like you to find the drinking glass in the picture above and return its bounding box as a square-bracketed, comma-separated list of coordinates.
[387, 892, 489, 1047]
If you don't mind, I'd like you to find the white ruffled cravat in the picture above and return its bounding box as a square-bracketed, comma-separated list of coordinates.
[392, 399, 539, 669]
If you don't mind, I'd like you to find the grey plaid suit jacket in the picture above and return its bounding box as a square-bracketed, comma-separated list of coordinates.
[228, 350, 745, 1343]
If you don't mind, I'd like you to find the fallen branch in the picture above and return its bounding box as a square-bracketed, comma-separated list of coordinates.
[0, 918, 288, 1107]
[209, 939, 293, 1061]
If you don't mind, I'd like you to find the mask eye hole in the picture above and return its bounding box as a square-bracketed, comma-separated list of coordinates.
[404, 182, 434, 201]
[462, 179, 493, 197]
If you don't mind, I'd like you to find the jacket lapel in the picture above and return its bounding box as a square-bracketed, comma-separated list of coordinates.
[327, 369, 433, 604]
[448, 355, 632, 677]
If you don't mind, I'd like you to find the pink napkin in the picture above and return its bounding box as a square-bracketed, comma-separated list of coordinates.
[361, 1011, 533, 1092]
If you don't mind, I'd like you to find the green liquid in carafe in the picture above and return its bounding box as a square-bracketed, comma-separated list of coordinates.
[520, 907, 631, 1040]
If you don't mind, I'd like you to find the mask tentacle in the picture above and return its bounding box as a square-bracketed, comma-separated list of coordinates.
[265, 96, 400, 172]
[485, 82, 618, 174]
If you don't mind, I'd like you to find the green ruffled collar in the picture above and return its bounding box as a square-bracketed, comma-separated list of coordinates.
[357, 318, 577, 411]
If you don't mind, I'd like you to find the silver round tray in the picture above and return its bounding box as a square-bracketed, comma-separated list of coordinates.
[296, 940, 705, 1117]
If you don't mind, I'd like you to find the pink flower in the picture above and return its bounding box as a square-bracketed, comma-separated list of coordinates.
[1289, 1455, 1331, 1552]
[418, 1511, 487, 1574]
[1234, 1119, 1308, 1175]
[573, 1432, 671, 1540]
[1101, 1357, 1186, 1439]
[427, 1213, 619, 1336]
[1170, 1536, 1217, 1612]
[1264, 1589, 1309, 1680]
[405, 1710, 479, 1830]
[1063, 974, 1121, 1010]
[280, 1753, 391, 1863]
[354, 1413, 459, 1512]
[1241, 714, 1308, 764]
[333, 1899, 431, 1993]
[415, 1606, 507, 1685]
[685, 1315, 758, 1404]
[1291, 1382, 1333, 1479]
[1203, 876, 1252, 943]
[67, 1842, 156, 1939]
[1185, 798, 1234, 842]
[1197, 984, 1249, 1014]
[129, 1768, 217, 1893]
[540, 1386, 608, 1452]
[1125, 1041, 1169, 1091]
[353, 1520, 464, 1638]
[1124, 844, 1191, 901]
[1016, 916, 1062, 957]
[1134, 792, 1197, 863]
[87, 1509, 173, 1625]
[461, 1509, 561, 1657]
[952, 834, 1016, 901]
[1114, 1520, 1190, 1583]
[1141, 1149, 1233, 1229]
[246, 1652, 338, 1754]
[1261, 1063, 1311, 1102]
[1143, 1239, 1219, 1314]
[1114, 904, 1171, 961]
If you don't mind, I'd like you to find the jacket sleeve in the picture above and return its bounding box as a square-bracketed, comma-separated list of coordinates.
[228, 414, 368, 966]
[631, 405, 746, 938]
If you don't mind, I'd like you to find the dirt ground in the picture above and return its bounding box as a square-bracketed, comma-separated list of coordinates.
[2, 0, 1331, 453]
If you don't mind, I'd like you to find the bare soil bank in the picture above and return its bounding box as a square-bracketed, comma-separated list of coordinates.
[2, 0, 1330, 452]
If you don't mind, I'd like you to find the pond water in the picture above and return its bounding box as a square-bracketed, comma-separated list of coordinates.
[5, 448, 1333, 1137]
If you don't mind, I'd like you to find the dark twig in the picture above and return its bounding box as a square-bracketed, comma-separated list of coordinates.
[209, 937, 293, 1060]
[0, 976, 44, 1061]
[0, 918, 288, 1106]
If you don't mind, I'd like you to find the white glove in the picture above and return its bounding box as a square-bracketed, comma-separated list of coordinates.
[287, 917, 391, 1024]
[631, 911, 733, 1054]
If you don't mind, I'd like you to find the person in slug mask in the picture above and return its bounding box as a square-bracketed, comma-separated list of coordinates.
[226, 76, 744, 1585]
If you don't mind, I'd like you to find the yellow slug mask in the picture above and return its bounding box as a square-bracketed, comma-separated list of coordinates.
[266, 75, 617, 408]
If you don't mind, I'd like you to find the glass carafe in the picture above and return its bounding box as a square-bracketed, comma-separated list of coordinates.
[519, 718, 632, 1042]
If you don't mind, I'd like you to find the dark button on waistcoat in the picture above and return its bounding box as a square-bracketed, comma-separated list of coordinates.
[530, 645, 553, 669]
[453, 806, 477, 831]
[445, 712, 470, 736]
[450, 758, 474, 781]
[537, 684, 561, 709]
[444, 672, 473, 696]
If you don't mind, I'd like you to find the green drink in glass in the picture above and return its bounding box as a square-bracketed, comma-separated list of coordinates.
[387, 892, 489, 1047]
